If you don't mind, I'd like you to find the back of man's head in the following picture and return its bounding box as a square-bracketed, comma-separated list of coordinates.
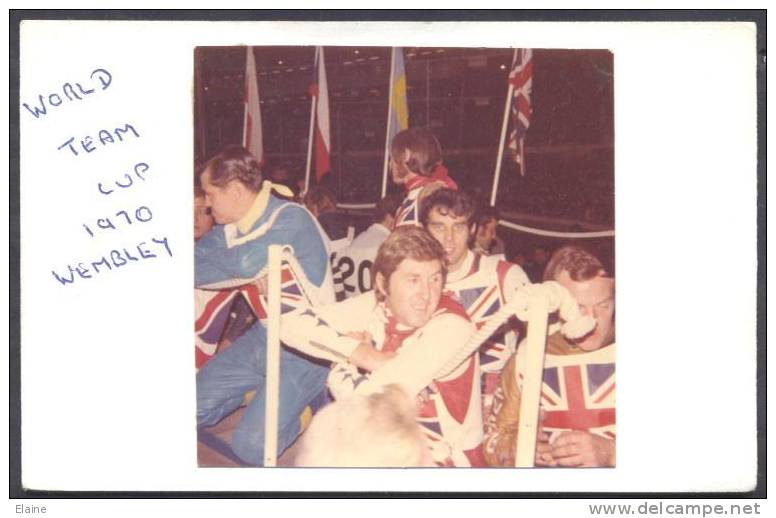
[475, 203, 499, 227]
[390, 127, 443, 177]
[304, 186, 337, 214]
[294, 384, 433, 467]
[204, 145, 264, 192]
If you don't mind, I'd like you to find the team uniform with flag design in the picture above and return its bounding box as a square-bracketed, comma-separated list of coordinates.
[195, 186, 335, 465]
[393, 164, 458, 228]
[194, 287, 257, 369]
[483, 330, 616, 467]
[194, 259, 313, 369]
[281, 291, 485, 466]
[445, 250, 530, 416]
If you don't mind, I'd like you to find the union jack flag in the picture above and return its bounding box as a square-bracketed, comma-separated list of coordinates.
[394, 195, 417, 227]
[449, 258, 518, 372]
[416, 356, 482, 467]
[194, 288, 244, 368]
[519, 349, 616, 441]
[456, 284, 504, 367]
[507, 48, 533, 175]
[194, 258, 313, 368]
[243, 262, 316, 320]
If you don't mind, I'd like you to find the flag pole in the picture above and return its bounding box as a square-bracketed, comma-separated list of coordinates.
[195, 48, 208, 160]
[304, 47, 319, 194]
[380, 47, 398, 198]
[490, 48, 518, 208]
[304, 96, 316, 194]
[242, 47, 251, 150]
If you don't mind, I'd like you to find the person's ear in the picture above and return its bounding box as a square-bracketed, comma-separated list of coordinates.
[375, 272, 387, 298]
[402, 148, 411, 165]
[225, 180, 241, 197]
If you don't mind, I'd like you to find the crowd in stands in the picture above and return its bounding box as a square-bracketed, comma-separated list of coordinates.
[193, 127, 615, 467]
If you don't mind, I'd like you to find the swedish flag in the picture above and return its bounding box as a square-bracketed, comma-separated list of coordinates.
[388, 47, 409, 141]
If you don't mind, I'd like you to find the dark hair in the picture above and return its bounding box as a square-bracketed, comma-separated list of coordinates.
[203, 145, 263, 192]
[390, 127, 442, 177]
[542, 245, 610, 282]
[194, 163, 206, 198]
[303, 186, 338, 215]
[475, 204, 500, 227]
[372, 226, 447, 302]
[419, 187, 477, 227]
[374, 194, 402, 223]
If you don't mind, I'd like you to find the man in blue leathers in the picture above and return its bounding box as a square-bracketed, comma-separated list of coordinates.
[195, 146, 334, 465]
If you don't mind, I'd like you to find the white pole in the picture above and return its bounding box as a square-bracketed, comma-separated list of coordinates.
[242, 47, 251, 149]
[304, 47, 319, 194]
[263, 244, 283, 467]
[514, 289, 550, 467]
[381, 47, 398, 198]
[490, 48, 518, 208]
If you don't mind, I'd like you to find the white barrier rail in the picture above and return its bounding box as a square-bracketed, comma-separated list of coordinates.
[498, 219, 615, 239]
[263, 244, 284, 466]
[336, 202, 377, 210]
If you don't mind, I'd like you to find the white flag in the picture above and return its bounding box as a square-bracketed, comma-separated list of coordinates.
[243, 46, 264, 164]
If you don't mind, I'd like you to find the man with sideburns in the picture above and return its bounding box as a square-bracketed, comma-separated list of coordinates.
[195, 145, 335, 465]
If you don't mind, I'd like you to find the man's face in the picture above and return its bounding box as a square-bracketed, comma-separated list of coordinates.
[556, 270, 615, 351]
[425, 207, 473, 272]
[200, 168, 243, 225]
[476, 218, 497, 250]
[389, 155, 404, 184]
[194, 196, 214, 240]
[389, 150, 411, 184]
[378, 258, 444, 329]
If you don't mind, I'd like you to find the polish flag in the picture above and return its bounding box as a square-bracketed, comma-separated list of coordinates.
[310, 46, 331, 181]
[243, 46, 264, 164]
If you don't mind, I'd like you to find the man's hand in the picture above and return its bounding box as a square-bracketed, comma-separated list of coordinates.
[549, 431, 615, 467]
[347, 332, 396, 372]
[534, 431, 558, 467]
[532, 411, 557, 467]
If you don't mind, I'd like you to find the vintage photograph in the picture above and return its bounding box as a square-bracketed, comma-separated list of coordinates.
[192, 45, 615, 468]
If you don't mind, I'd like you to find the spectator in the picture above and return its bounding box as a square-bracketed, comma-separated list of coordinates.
[523, 245, 550, 283]
[266, 163, 297, 200]
[303, 185, 350, 242]
[473, 204, 506, 257]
